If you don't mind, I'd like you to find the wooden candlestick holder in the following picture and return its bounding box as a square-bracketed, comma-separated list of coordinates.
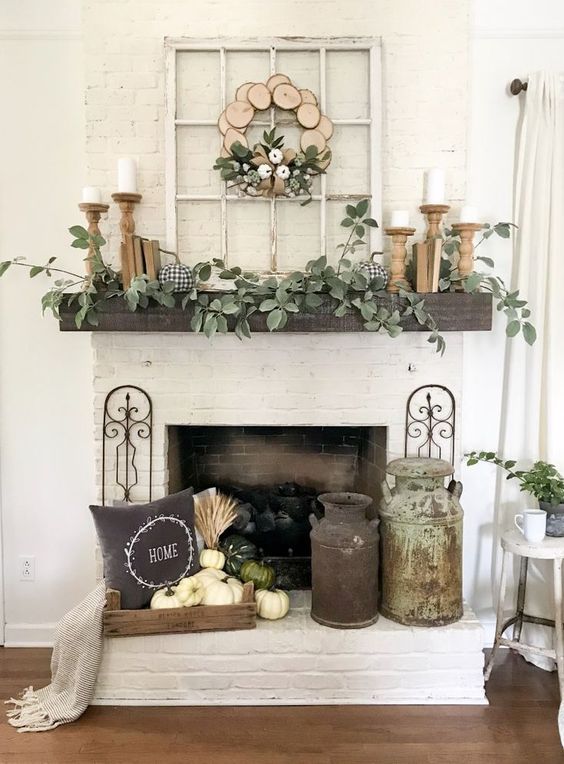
[451, 222, 483, 282]
[384, 226, 416, 293]
[78, 202, 109, 278]
[420, 204, 450, 239]
[111, 192, 142, 289]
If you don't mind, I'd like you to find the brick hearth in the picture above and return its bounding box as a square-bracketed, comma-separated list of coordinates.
[94, 593, 485, 705]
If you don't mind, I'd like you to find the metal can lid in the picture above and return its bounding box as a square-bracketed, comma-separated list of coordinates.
[386, 457, 453, 478]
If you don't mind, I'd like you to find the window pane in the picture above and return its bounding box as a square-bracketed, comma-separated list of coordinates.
[326, 50, 370, 119]
[276, 50, 320, 96]
[177, 201, 221, 262]
[276, 200, 321, 271]
[226, 200, 271, 271]
[225, 50, 270, 103]
[176, 51, 221, 120]
[326, 124, 370, 195]
[177, 125, 222, 196]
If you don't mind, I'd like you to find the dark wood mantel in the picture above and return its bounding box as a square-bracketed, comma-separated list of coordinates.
[58, 292, 492, 333]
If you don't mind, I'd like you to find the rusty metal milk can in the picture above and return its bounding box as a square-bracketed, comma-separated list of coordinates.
[310, 492, 379, 628]
[380, 458, 463, 627]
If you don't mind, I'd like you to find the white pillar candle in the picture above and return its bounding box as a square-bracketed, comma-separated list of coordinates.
[81, 186, 101, 203]
[117, 157, 137, 193]
[459, 204, 479, 223]
[390, 210, 410, 228]
[425, 168, 445, 204]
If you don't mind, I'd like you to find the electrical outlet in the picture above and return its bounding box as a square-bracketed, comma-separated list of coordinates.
[19, 556, 35, 582]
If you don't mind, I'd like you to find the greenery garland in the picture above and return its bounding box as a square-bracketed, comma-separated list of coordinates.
[0, 200, 536, 354]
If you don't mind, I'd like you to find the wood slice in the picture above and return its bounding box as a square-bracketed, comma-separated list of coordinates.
[299, 89, 318, 105]
[316, 115, 334, 140]
[220, 146, 230, 158]
[272, 83, 302, 110]
[217, 110, 230, 135]
[247, 83, 272, 111]
[235, 81, 255, 102]
[300, 129, 327, 154]
[224, 128, 248, 153]
[225, 100, 254, 129]
[266, 73, 290, 92]
[296, 103, 321, 129]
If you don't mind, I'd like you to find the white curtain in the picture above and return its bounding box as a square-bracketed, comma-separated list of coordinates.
[494, 71, 564, 670]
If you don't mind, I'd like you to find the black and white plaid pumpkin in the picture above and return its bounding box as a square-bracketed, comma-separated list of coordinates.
[359, 261, 389, 288]
[158, 263, 194, 292]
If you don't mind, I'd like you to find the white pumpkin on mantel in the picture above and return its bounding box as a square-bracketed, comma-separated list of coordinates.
[200, 548, 226, 570]
[150, 586, 184, 610]
[255, 589, 290, 620]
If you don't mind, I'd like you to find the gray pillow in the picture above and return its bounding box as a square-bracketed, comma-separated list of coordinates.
[90, 488, 199, 609]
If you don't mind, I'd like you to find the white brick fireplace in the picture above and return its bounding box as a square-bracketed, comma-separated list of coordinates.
[82, 0, 484, 707]
[92, 330, 485, 705]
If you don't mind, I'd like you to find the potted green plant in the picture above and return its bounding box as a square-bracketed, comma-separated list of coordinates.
[466, 451, 564, 536]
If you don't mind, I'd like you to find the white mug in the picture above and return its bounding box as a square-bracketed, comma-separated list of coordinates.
[514, 509, 547, 543]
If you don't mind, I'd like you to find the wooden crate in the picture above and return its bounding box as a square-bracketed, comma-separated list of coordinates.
[103, 582, 256, 637]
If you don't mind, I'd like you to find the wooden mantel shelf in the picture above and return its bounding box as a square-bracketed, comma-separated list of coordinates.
[58, 292, 492, 333]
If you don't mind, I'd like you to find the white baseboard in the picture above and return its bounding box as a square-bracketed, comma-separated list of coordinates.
[4, 623, 56, 647]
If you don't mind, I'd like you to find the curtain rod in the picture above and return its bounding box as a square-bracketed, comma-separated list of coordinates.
[510, 78, 528, 95]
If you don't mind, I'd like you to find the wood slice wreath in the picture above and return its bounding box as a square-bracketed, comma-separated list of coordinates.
[213, 73, 333, 205]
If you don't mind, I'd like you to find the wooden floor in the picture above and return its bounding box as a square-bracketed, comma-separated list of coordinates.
[0, 647, 561, 763]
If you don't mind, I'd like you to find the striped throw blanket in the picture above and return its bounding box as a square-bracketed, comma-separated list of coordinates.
[5, 583, 106, 732]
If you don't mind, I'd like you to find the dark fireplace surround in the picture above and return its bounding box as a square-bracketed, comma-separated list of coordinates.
[168, 425, 387, 588]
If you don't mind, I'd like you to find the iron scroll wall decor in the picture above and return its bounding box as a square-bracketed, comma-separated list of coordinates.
[102, 385, 153, 506]
[404, 384, 456, 464]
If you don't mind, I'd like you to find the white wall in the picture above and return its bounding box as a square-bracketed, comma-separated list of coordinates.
[0, 2, 96, 645]
[463, 2, 564, 631]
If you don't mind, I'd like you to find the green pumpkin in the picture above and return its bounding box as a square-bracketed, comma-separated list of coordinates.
[240, 560, 276, 591]
[220, 534, 258, 576]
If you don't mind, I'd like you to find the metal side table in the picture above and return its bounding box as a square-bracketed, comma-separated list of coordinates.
[485, 529, 564, 699]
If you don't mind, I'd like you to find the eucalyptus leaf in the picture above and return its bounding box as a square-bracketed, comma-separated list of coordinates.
[68, 225, 89, 239]
[506, 320, 521, 337]
[356, 199, 369, 218]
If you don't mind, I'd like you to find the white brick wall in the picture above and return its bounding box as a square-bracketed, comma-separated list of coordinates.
[83, 0, 470, 262]
[94, 592, 485, 705]
[92, 331, 464, 504]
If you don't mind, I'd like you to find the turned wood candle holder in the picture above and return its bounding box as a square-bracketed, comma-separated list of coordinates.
[111, 192, 142, 289]
[78, 202, 109, 278]
[420, 204, 450, 240]
[451, 222, 483, 282]
[384, 226, 416, 293]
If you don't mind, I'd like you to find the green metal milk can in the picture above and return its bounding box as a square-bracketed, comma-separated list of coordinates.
[380, 457, 463, 627]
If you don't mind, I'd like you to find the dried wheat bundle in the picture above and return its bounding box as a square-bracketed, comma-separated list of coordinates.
[194, 491, 238, 550]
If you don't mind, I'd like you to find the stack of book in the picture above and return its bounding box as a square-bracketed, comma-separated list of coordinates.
[413, 238, 441, 293]
[121, 237, 161, 288]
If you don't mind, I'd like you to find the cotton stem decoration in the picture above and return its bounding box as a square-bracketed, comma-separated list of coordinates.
[195, 492, 239, 570]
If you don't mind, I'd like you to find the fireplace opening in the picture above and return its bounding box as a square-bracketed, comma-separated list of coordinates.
[167, 425, 387, 588]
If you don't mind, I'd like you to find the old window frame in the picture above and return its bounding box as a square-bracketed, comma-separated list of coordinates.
[165, 37, 382, 270]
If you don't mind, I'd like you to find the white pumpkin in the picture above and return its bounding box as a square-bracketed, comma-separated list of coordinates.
[193, 567, 227, 586]
[255, 589, 290, 620]
[174, 576, 205, 607]
[202, 580, 235, 606]
[200, 548, 226, 570]
[226, 577, 244, 604]
[150, 586, 184, 610]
